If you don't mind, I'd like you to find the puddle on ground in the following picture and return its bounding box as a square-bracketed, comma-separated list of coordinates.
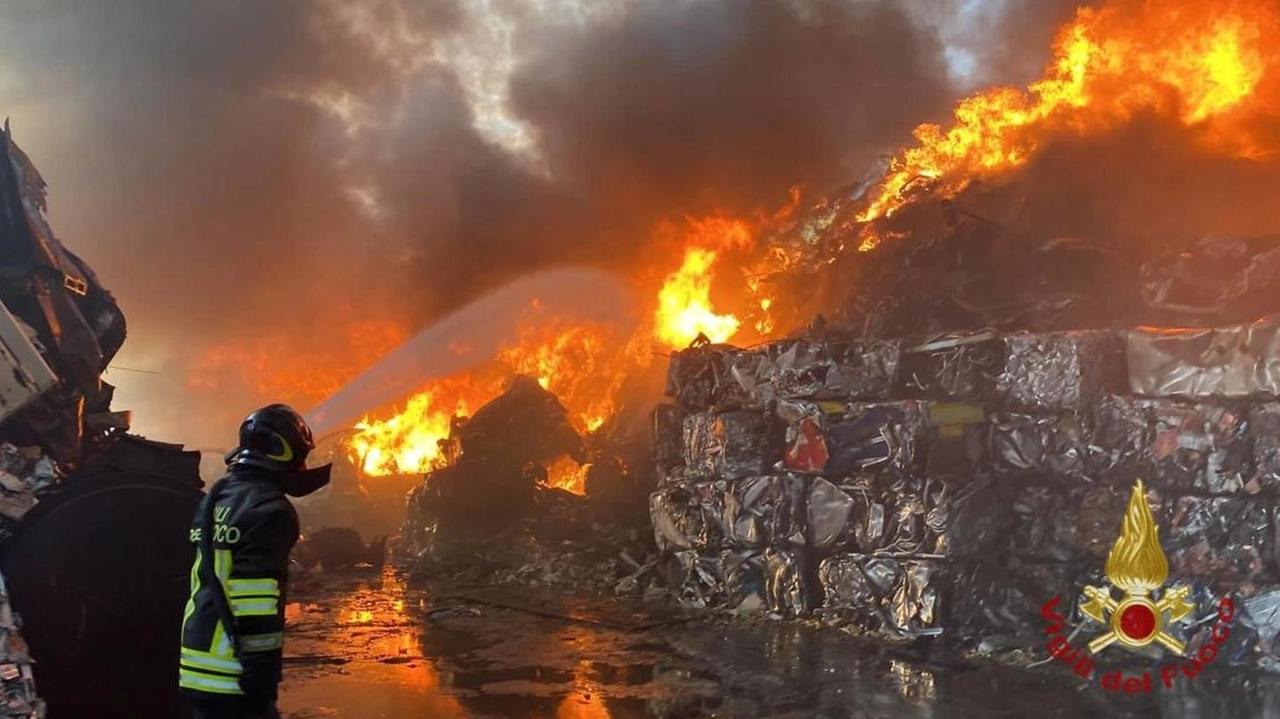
[278, 568, 1280, 719]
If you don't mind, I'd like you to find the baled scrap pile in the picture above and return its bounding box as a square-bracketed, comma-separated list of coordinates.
[652, 317, 1280, 669]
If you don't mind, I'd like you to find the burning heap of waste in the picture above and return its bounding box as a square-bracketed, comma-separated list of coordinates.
[647, 0, 1280, 671]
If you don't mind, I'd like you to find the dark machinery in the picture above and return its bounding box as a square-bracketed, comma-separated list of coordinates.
[0, 123, 209, 717]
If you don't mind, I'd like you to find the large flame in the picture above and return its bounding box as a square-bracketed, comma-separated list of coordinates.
[1106, 480, 1170, 594]
[339, 215, 759, 493]
[858, 0, 1280, 242]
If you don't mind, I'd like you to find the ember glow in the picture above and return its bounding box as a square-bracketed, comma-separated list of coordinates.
[858, 0, 1280, 239]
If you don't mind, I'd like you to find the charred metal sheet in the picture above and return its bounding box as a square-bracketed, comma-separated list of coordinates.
[1126, 315, 1280, 398]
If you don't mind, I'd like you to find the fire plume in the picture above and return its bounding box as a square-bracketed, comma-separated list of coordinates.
[341, 215, 760, 492]
[858, 0, 1280, 240]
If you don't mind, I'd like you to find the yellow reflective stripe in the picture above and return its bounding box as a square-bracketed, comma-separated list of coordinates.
[179, 667, 243, 695]
[181, 649, 242, 674]
[181, 548, 200, 630]
[227, 578, 279, 598]
[241, 632, 284, 652]
[231, 597, 278, 617]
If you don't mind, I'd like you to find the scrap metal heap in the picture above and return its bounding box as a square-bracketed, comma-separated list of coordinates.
[403, 375, 657, 593]
[654, 205, 1280, 671]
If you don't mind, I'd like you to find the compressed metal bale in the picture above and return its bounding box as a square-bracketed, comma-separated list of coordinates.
[950, 559, 1088, 648]
[996, 330, 1125, 412]
[648, 482, 726, 552]
[1167, 495, 1273, 580]
[665, 343, 773, 411]
[825, 401, 928, 478]
[988, 413, 1087, 478]
[681, 411, 774, 480]
[651, 404, 686, 475]
[924, 475, 1009, 558]
[817, 554, 899, 632]
[882, 476, 927, 555]
[721, 474, 807, 550]
[923, 402, 988, 476]
[777, 400, 829, 474]
[897, 331, 1005, 403]
[1249, 403, 1280, 492]
[1009, 483, 1165, 561]
[806, 476, 889, 554]
[766, 338, 899, 402]
[1088, 396, 1251, 493]
[1126, 315, 1280, 399]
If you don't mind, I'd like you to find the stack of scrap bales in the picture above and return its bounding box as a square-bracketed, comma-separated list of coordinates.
[652, 317, 1280, 668]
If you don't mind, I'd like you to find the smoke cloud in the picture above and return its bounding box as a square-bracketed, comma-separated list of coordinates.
[0, 0, 1069, 449]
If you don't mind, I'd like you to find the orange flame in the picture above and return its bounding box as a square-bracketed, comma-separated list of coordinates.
[339, 215, 760, 493]
[858, 1, 1280, 242]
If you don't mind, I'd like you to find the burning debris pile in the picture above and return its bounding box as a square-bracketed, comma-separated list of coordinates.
[402, 375, 657, 593]
[651, 314, 1280, 669]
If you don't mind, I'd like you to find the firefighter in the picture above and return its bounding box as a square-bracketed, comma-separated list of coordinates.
[179, 404, 331, 718]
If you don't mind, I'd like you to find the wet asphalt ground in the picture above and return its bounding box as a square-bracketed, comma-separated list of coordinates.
[276, 569, 1280, 719]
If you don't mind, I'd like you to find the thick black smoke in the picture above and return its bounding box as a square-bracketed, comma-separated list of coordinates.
[0, 0, 1067, 447]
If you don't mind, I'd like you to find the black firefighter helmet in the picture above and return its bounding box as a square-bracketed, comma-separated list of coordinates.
[225, 404, 332, 496]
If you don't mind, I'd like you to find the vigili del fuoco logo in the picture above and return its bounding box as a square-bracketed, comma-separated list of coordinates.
[1040, 480, 1236, 694]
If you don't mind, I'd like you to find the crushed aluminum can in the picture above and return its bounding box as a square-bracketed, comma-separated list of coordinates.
[897, 330, 1005, 403]
[682, 411, 774, 480]
[1167, 495, 1272, 580]
[996, 330, 1125, 412]
[1126, 314, 1280, 399]
[988, 413, 1086, 478]
[777, 400, 829, 473]
[767, 338, 900, 402]
[826, 401, 928, 478]
[806, 476, 888, 554]
[722, 475, 806, 550]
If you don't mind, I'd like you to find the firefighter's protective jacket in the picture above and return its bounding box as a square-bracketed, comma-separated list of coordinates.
[179, 469, 298, 699]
